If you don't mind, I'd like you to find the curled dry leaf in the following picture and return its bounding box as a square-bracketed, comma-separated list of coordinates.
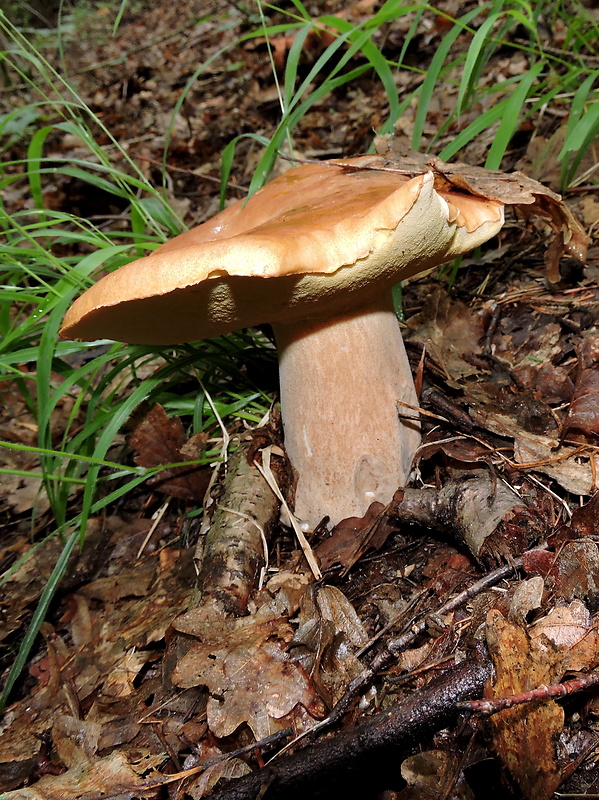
[373, 143, 590, 280]
[51, 715, 101, 768]
[562, 369, 599, 443]
[315, 499, 395, 571]
[292, 585, 369, 705]
[406, 289, 484, 386]
[561, 329, 599, 443]
[529, 600, 599, 672]
[508, 576, 544, 624]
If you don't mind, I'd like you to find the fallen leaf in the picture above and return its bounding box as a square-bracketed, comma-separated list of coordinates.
[550, 540, 599, 608]
[508, 576, 544, 624]
[566, 491, 599, 538]
[529, 600, 599, 672]
[399, 749, 474, 799]
[316, 500, 391, 570]
[51, 715, 101, 767]
[513, 430, 595, 495]
[406, 289, 485, 385]
[184, 742, 251, 799]
[0, 541, 194, 789]
[2, 751, 144, 800]
[292, 585, 368, 705]
[129, 403, 209, 501]
[373, 146, 590, 280]
[171, 601, 326, 739]
[485, 609, 565, 800]
[562, 369, 599, 442]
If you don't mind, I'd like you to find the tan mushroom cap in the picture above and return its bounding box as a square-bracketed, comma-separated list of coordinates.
[60, 156, 504, 345]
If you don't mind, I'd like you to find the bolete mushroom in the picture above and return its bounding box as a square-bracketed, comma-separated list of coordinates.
[60, 156, 505, 528]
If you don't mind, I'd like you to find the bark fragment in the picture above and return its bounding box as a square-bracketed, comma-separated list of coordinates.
[391, 470, 536, 563]
[196, 442, 281, 615]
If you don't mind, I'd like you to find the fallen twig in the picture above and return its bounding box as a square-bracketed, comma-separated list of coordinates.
[196, 441, 281, 614]
[457, 672, 599, 717]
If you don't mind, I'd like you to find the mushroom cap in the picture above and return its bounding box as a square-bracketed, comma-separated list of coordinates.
[60, 156, 504, 344]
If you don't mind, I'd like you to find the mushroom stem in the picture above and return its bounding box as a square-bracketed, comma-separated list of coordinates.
[273, 296, 420, 529]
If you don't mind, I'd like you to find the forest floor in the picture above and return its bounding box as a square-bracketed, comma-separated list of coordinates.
[1, 1, 599, 798]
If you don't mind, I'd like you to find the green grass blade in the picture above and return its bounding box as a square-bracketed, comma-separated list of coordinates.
[485, 60, 544, 169]
[0, 527, 79, 713]
[456, 12, 502, 120]
[412, 5, 484, 151]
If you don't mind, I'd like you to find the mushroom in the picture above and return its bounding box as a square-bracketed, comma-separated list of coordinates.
[60, 156, 504, 528]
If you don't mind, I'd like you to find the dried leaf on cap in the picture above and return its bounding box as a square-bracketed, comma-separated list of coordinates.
[373, 142, 589, 280]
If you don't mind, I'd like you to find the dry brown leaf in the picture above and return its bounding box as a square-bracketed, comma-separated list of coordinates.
[171, 602, 326, 739]
[184, 742, 251, 799]
[551, 540, 599, 607]
[512, 430, 594, 495]
[408, 289, 595, 493]
[399, 750, 474, 800]
[129, 403, 209, 501]
[562, 369, 599, 442]
[580, 196, 599, 230]
[51, 715, 101, 767]
[406, 289, 485, 386]
[529, 600, 599, 672]
[2, 751, 144, 800]
[0, 542, 194, 789]
[565, 491, 599, 538]
[292, 585, 368, 705]
[396, 640, 435, 675]
[315, 586, 369, 648]
[494, 316, 563, 373]
[315, 499, 390, 570]
[78, 560, 155, 603]
[485, 609, 565, 800]
[530, 600, 591, 649]
[508, 576, 544, 624]
[373, 145, 590, 280]
[516, 362, 575, 405]
[0, 711, 46, 791]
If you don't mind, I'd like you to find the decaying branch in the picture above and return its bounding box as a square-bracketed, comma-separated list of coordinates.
[391, 469, 539, 563]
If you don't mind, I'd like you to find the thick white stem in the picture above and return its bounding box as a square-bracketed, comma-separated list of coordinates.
[273, 298, 421, 529]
